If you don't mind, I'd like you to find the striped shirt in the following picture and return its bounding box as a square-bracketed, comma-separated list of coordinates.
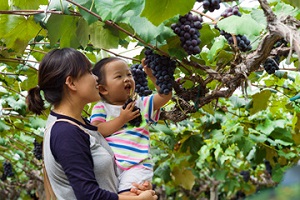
[90, 95, 160, 170]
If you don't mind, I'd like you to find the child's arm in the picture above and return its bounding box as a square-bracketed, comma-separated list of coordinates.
[92, 101, 140, 137]
[143, 64, 172, 111]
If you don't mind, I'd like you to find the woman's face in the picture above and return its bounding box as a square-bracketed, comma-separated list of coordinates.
[74, 71, 101, 104]
[101, 60, 135, 105]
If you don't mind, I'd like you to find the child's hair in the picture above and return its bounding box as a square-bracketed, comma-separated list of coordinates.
[92, 57, 124, 85]
[26, 48, 92, 115]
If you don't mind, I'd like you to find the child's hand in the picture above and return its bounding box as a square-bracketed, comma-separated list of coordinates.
[120, 101, 140, 122]
[141, 58, 154, 78]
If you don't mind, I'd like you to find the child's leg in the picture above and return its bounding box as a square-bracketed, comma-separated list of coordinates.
[118, 167, 153, 194]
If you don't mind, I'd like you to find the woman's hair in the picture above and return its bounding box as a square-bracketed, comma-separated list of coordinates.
[26, 48, 92, 115]
[92, 57, 123, 85]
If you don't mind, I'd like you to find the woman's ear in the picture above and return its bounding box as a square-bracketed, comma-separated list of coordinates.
[65, 76, 76, 91]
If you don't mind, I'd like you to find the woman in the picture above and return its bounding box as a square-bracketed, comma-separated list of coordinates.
[26, 48, 157, 200]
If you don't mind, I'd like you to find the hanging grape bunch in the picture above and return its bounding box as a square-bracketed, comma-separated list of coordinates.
[33, 139, 43, 160]
[196, 0, 221, 12]
[144, 49, 176, 95]
[171, 12, 203, 55]
[1, 160, 14, 181]
[219, 6, 252, 52]
[263, 56, 279, 74]
[130, 64, 152, 97]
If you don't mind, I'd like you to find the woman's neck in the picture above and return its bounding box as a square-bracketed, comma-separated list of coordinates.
[53, 105, 85, 124]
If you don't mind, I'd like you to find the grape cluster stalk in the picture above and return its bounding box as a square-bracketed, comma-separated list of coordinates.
[144, 49, 176, 95]
[171, 12, 203, 55]
[33, 139, 43, 160]
[219, 6, 252, 52]
[130, 64, 152, 97]
[1, 161, 14, 181]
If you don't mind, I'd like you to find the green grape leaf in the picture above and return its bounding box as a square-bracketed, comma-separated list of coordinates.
[0, 0, 9, 9]
[250, 90, 272, 115]
[130, 16, 164, 43]
[217, 14, 264, 36]
[94, 0, 144, 23]
[48, 0, 70, 14]
[11, 0, 48, 10]
[0, 120, 10, 132]
[46, 15, 80, 48]
[0, 15, 46, 54]
[141, 0, 195, 26]
[89, 21, 119, 49]
[282, 0, 300, 8]
[74, 0, 99, 25]
[76, 18, 89, 48]
[173, 167, 195, 190]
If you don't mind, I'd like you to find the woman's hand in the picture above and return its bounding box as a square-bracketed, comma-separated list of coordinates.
[136, 190, 157, 200]
[131, 181, 152, 193]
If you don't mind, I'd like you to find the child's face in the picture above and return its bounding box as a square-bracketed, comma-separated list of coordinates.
[101, 60, 135, 105]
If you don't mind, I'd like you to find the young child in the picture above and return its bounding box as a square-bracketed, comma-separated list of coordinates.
[90, 57, 172, 194]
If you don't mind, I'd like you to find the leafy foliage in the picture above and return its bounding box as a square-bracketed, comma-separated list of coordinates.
[0, 0, 300, 199]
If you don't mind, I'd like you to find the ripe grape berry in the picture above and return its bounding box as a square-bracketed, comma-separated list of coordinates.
[1, 161, 14, 181]
[33, 139, 43, 160]
[130, 64, 152, 97]
[171, 12, 203, 55]
[144, 49, 176, 95]
[122, 98, 142, 127]
[197, 0, 221, 12]
[240, 170, 250, 182]
[263, 56, 279, 75]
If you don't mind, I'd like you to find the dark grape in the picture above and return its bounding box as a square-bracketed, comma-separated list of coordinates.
[33, 139, 43, 160]
[197, 0, 221, 12]
[274, 38, 288, 48]
[171, 12, 203, 55]
[264, 160, 273, 176]
[144, 49, 176, 95]
[122, 98, 142, 127]
[1, 160, 14, 181]
[130, 64, 152, 97]
[263, 56, 279, 75]
[240, 170, 250, 182]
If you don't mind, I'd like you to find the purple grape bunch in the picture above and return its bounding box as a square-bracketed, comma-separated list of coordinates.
[197, 0, 221, 12]
[171, 12, 203, 55]
[130, 64, 152, 97]
[144, 49, 176, 95]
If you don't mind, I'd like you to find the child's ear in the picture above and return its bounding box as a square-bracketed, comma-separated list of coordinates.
[98, 85, 108, 96]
